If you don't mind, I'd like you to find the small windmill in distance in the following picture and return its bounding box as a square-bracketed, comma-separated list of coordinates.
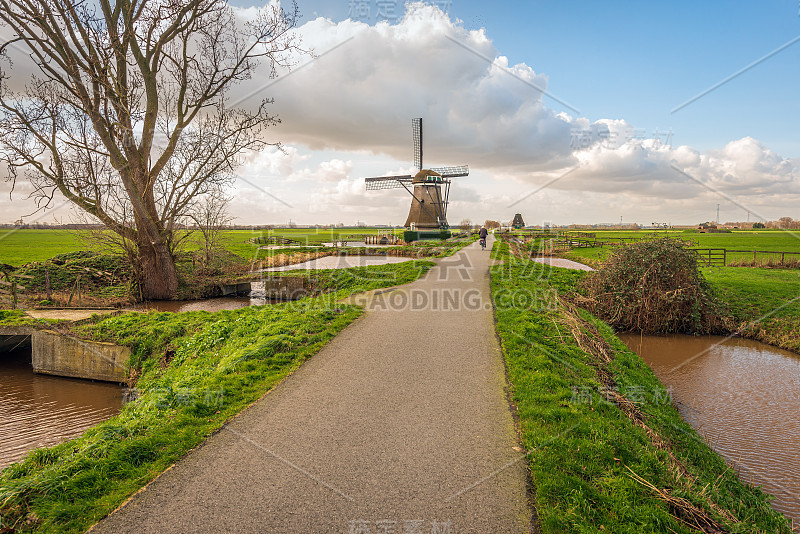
[364, 118, 469, 229]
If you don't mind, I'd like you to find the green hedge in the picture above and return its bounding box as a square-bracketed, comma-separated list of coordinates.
[403, 230, 451, 242]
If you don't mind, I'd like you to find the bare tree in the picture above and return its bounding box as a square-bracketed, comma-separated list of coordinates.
[0, 0, 301, 298]
[458, 218, 471, 231]
[190, 190, 233, 266]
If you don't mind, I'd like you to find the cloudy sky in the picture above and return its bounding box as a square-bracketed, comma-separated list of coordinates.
[2, 0, 799, 226]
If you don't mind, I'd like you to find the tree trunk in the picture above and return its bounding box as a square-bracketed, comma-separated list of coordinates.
[137, 239, 179, 300]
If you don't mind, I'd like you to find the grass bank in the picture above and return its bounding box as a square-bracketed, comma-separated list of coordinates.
[490, 241, 791, 533]
[703, 267, 800, 353]
[0, 260, 434, 533]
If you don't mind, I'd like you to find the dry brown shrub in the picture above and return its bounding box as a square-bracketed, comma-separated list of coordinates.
[579, 238, 723, 334]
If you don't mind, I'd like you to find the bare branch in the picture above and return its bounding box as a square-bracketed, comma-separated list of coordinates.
[0, 0, 301, 298]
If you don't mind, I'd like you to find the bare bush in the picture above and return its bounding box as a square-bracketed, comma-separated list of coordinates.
[578, 238, 723, 335]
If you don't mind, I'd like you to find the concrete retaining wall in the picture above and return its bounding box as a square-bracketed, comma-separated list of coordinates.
[221, 277, 310, 300]
[1, 326, 129, 383]
[259, 277, 309, 300]
[220, 282, 252, 296]
[31, 330, 129, 383]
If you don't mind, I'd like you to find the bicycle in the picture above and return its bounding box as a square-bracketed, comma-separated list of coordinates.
[480, 237, 486, 250]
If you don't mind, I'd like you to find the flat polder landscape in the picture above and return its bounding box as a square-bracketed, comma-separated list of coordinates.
[1, 1, 800, 533]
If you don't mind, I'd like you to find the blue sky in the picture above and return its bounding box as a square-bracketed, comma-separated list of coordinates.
[291, 0, 800, 157]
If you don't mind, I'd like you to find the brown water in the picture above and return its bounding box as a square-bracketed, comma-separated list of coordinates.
[620, 334, 800, 524]
[0, 348, 123, 470]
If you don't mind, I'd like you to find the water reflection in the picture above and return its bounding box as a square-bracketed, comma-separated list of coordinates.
[262, 255, 413, 271]
[620, 334, 800, 523]
[0, 348, 123, 470]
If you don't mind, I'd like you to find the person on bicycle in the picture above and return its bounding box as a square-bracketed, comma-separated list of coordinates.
[479, 226, 488, 249]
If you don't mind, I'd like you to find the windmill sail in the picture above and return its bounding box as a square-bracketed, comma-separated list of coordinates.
[412, 118, 422, 170]
[364, 175, 413, 190]
[363, 117, 468, 229]
[429, 165, 469, 178]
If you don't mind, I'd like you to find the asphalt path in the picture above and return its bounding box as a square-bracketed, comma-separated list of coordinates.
[91, 235, 531, 533]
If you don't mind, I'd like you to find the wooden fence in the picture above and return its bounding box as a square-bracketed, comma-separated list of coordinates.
[346, 234, 403, 245]
[692, 249, 727, 267]
[550, 235, 651, 249]
[250, 236, 303, 246]
[727, 249, 800, 266]
[692, 249, 800, 267]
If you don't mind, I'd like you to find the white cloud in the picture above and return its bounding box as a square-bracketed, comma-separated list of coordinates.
[233, 2, 578, 172]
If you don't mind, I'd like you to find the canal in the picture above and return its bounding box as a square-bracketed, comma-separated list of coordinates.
[0, 346, 123, 470]
[620, 334, 800, 524]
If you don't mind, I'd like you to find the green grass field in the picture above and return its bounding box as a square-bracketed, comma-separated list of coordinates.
[703, 267, 800, 352]
[0, 229, 90, 266]
[0, 228, 404, 266]
[559, 228, 800, 251]
[556, 229, 800, 265]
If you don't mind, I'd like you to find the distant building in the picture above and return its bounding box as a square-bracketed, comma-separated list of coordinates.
[511, 213, 525, 229]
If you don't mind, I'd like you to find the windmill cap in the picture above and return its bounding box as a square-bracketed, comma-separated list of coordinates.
[412, 169, 442, 183]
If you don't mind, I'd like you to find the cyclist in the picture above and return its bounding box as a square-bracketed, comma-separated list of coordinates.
[479, 226, 488, 250]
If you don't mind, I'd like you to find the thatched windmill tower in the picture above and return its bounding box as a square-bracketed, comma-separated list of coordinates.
[364, 118, 469, 229]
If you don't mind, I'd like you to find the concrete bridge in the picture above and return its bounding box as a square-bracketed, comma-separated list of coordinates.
[221, 276, 310, 300]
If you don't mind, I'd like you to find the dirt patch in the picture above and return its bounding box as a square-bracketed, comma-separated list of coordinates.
[25, 309, 116, 322]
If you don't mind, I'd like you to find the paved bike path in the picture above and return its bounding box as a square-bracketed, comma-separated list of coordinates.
[92, 236, 531, 533]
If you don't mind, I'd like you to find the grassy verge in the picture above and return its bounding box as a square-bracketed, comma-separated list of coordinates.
[266, 260, 435, 301]
[0, 310, 61, 328]
[703, 267, 800, 353]
[491, 243, 791, 533]
[0, 260, 434, 533]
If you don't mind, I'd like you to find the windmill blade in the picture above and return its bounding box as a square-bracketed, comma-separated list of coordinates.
[429, 165, 469, 178]
[364, 175, 413, 190]
[412, 118, 422, 170]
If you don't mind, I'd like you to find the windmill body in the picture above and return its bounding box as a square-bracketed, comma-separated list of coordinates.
[364, 118, 469, 229]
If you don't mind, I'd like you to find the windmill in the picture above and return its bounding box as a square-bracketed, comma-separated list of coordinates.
[364, 118, 469, 229]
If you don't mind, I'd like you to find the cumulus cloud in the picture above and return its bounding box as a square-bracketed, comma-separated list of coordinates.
[233, 1, 798, 215]
[552, 136, 800, 201]
[232, 2, 578, 172]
